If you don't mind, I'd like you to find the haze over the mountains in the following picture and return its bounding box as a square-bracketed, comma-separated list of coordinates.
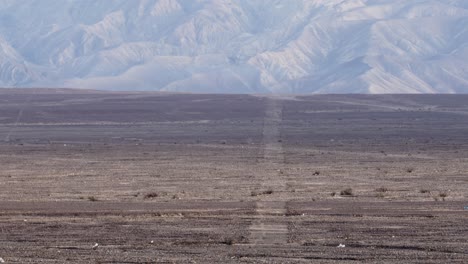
[0, 0, 467, 93]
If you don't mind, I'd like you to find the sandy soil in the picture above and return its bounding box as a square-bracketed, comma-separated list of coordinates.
[0, 91, 467, 263]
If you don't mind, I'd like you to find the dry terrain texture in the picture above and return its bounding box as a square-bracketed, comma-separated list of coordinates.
[0, 90, 467, 263]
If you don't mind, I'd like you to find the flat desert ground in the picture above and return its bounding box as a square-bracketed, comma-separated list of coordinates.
[0, 90, 467, 263]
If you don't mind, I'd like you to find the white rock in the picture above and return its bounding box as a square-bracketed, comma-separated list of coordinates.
[92, 243, 99, 250]
[0, 257, 5, 263]
[337, 244, 346, 248]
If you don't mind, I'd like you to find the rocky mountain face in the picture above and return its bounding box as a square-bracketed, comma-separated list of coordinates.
[0, 0, 467, 93]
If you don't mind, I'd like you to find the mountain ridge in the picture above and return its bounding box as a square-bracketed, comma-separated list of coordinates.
[0, 0, 467, 93]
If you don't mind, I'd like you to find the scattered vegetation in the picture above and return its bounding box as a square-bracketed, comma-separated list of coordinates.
[433, 192, 448, 202]
[88, 196, 98, 202]
[340, 188, 353, 196]
[313, 171, 320, 176]
[420, 189, 430, 194]
[330, 192, 336, 197]
[439, 192, 448, 201]
[221, 237, 234, 245]
[251, 189, 274, 197]
[375, 187, 388, 193]
[285, 208, 302, 216]
[144, 192, 159, 199]
[406, 168, 414, 173]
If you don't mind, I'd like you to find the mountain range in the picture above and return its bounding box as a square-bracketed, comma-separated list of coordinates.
[0, 0, 467, 93]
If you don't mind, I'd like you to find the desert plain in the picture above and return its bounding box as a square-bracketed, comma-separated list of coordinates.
[0, 89, 467, 263]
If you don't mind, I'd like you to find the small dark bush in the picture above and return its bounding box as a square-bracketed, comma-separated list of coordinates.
[340, 188, 353, 196]
[221, 238, 234, 245]
[251, 189, 273, 196]
[88, 196, 98, 202]
[375, 187, 388, 193]
[144, 192, 159, 199]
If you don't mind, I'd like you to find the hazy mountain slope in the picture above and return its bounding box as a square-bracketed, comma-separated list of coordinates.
[0, 0, 467, 93]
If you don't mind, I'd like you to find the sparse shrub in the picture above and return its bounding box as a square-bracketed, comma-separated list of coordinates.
[88, 196, 98, 202]
[420, 189, 430, 194]
[221, 238, 234, 245]
[439, 192, 448, 201]
[285, 209, 302, 216]
[251, 189, 273, 197]
[375, 187, 388, 193]
[144, 192, 159, 199]
[172, 194, 179, 200]
[331, 192, 336, 197]
[340, 188, 353, 196]
[313, 171, 320, 176]
[406, 168, 414, 173]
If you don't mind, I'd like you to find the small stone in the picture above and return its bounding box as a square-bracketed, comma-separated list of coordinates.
[0, 257, 5, 263]
[337, 244, 346, 248]
[92, 243, 99, 250]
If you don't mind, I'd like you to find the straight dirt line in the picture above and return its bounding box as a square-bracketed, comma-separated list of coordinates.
[3, 91, 36, 142]
[0, 201, 253, 213]
[249, 96, 289, 245]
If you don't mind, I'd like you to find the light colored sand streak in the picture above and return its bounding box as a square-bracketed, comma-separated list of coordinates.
[249, 97, 289, 245]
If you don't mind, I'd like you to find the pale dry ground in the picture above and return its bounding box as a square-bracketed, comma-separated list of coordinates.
[0, 91, 467, 263]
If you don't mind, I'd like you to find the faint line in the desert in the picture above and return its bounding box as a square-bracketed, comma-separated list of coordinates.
[249, 96, 288, 245]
